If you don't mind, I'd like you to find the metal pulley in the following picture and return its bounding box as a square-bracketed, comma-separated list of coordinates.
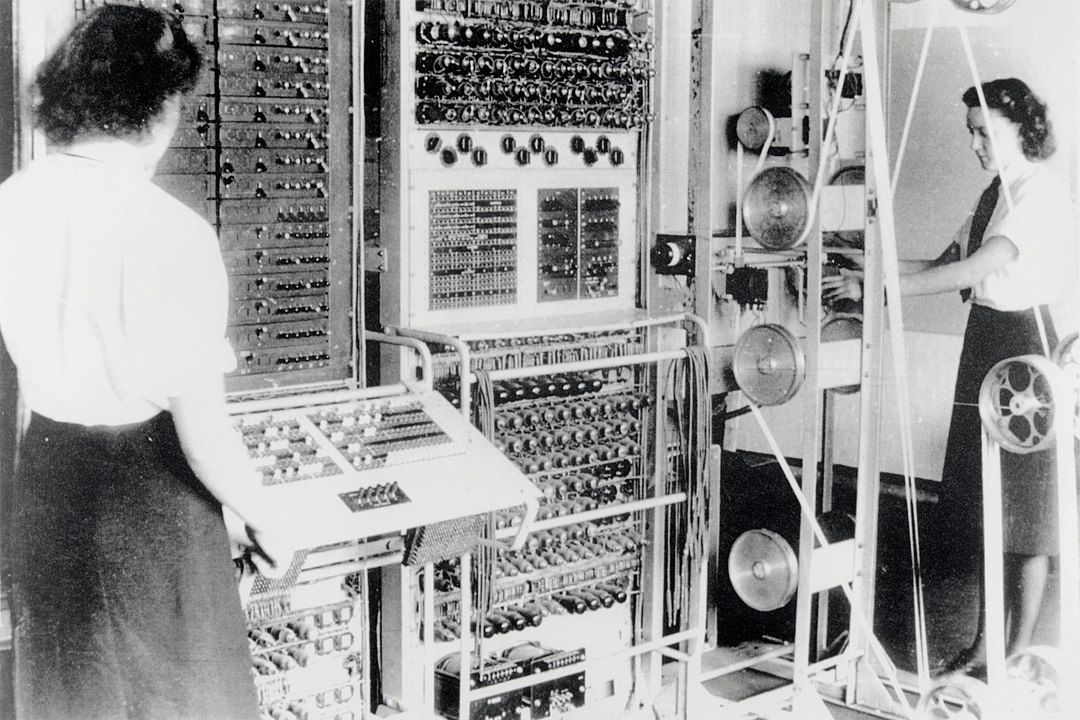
[742, 166, 812, 250]
[1051, 331, 1080, 438]
[978, 354, 1069, 454]
[735, 106, 775, 151]
[733, 323, 806, 406]
[727, 528, 798, 612]
[916, 674, 992, 720]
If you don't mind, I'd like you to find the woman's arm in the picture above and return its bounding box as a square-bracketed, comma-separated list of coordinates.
[169, 385, 298, 575]
[896, 241, 961, 274]
[899, 235, 1015, 296]
[824, 237, 1013, 302]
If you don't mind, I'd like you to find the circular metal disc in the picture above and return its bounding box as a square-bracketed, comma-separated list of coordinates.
[916, 675, 992, 720]
[821, 315, 863, 394]
[728, 528, 798, 612]
[735, 106, 774, 151]
[742, 167, 812, 250]
[978, 354, 1067, 454]
[733, 324, 806, 406]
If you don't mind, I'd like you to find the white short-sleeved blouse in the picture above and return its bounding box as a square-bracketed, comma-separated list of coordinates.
[0, 140, 235, 426]
[960, 163, 1071, 311]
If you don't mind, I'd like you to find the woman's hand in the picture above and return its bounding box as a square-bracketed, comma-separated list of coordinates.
[822, 268, 864, 302]
[239, 522, 302, 580]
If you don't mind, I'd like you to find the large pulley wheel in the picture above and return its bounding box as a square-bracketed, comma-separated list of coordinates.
[742, 166, 812, 250]
[733, 324, 806, 406]
[1051, 331, 1080, 439]
[978, 354, 1068, 454]
[1006, 645, 1063, 718]
[916, 675, 992, 720]
[728, 528, 798, 612]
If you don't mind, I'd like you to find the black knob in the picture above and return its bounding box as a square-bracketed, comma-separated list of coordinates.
[543, 147, 559, 166]
[424, 133, 442, 153]
[514, 147, 531, 166]
[570, 135, 586, 154]
[610, 148, 625, 166]
[471, 147, 487, 166]
[500, 134, 516, 154]
[596, 135, 611, 154]
[529, 134, 545, 154]
[583, 148, 598, 166]
[439, 148, 458, 166]
[456, 134, 473, 152]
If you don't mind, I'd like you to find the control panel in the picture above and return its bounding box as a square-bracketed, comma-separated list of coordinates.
[380, 2, 652, 329]
[80, 0, 355, 392]
[404, 172, 638, 326]
[230, 389, 540, 548]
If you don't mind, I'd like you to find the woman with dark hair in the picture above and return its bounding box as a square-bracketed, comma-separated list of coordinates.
[0, 7, 293, 718]
[826, 77, 1070, 671]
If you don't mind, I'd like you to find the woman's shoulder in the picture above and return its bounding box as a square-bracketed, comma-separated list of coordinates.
[1015, 162, 1067, 197]
[138, 181, 220, 247]
[1005, 163, 1068, 217]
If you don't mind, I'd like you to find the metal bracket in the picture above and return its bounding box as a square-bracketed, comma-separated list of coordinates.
[364, 245, 388, 273]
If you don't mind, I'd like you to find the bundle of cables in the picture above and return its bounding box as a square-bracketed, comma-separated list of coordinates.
[665, 346, 713, 625]
[468, 368, 499, 662]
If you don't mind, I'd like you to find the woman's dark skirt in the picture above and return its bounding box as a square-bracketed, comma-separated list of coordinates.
[938, 303, 1060, 566]
[9, 412, 259, 720]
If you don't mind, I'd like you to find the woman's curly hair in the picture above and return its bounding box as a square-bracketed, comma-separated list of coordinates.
[963, 78, 1056, 160]
[33, 6, 201, 146]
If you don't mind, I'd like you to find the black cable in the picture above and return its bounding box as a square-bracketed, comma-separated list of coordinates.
[834, 0, 855, 68]
[722, 405, 753, 421]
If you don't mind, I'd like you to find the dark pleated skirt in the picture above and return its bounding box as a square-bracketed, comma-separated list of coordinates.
[938, 304, 1060, 563]
[10, 412, 259, 720]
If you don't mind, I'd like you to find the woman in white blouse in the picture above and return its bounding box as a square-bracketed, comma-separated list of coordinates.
[826, 78, 1069, 675]
[0, 7, 293, 718]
